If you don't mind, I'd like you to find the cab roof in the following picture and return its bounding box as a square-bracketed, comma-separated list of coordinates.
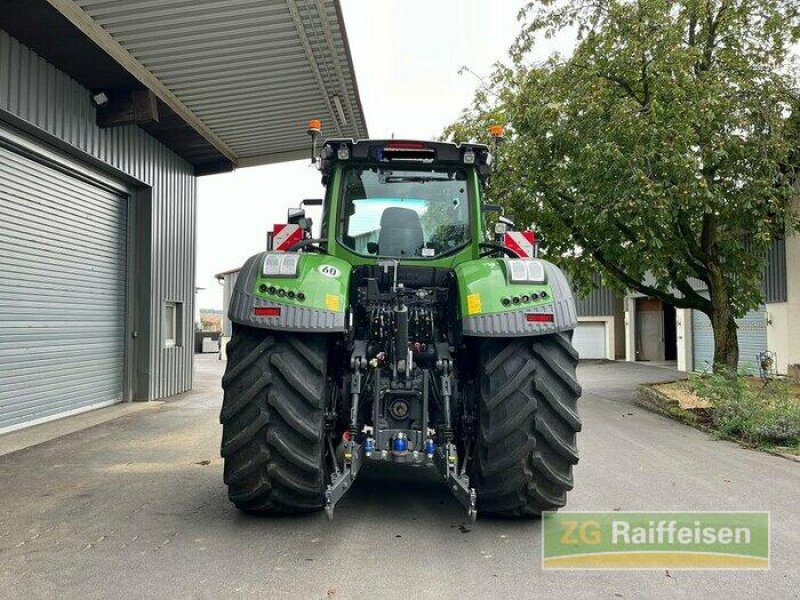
[319, 139, 492, 184]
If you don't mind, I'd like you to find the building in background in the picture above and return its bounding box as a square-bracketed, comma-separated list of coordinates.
[0, 0, 367, 434]
[573, 236, 798, 376]
[572, 275, 626, 360]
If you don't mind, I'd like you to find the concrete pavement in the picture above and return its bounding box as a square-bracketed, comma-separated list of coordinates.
[0, 356, 797, 599]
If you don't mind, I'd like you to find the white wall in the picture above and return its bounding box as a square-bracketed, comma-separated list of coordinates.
[779, 220, 800, 373]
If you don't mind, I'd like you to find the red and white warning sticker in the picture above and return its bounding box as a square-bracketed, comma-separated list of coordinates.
[504, 231, 537, 258]
[272, 224, 303, 251]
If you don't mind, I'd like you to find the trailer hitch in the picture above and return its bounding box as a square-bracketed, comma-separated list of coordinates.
[325, 346, 368, 520]
[433, 442, 477, 522]
[324, 437, 362, 521]
[324, 439, 476, 522]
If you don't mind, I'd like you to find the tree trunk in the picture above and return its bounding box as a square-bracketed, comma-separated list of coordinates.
[709, 305, 739, 374]
[707, 268, 739, 374]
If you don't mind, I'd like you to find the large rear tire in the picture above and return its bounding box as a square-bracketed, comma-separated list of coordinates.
[220, 325, 328, 514]
[472, 332, 582, 517]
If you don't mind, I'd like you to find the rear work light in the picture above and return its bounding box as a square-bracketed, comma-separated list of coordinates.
[263, 252, 300, 277]
[254, 307, 281, 317]
[526, 312, 554, 323]
[506, 259, 546, 283]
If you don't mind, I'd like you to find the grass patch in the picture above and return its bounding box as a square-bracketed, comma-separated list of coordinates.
[650, 375, 800, 455]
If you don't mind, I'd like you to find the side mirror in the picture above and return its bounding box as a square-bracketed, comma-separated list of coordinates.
[482, 203, 504, 215]
[366, 241, 379, 255]
[302, 198, 323, 206]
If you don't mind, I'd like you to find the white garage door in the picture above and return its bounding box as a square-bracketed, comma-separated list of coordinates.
[0, 139, 129, 433]
[572, 321, 607, 359]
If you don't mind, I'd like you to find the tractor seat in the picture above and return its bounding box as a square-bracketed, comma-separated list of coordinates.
[378, 207, 424, 257]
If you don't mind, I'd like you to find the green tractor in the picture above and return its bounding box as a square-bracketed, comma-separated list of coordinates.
[220, 133, 582, 520]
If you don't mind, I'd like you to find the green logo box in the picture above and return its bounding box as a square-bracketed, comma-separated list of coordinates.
[542, 512, 770, 569]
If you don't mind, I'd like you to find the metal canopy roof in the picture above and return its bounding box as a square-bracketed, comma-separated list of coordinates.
[2, 0, 367, 173]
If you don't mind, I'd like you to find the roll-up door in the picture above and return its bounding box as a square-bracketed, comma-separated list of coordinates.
[0, 140, 128, 433]
[691, 307, 767, 373]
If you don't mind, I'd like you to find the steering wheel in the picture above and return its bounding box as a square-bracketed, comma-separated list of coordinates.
[478, 242, 519, 258]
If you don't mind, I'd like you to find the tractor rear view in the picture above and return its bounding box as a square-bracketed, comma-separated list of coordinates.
[220, 130, 582, 520]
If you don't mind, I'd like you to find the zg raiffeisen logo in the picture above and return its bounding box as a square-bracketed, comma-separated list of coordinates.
[542, 512, 769, 569]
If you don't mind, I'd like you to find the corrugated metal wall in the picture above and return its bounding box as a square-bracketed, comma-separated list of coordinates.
[763, 238, 787, 303]
[575, 274, 618, 316]
[0, 30, 196, 400]
[575, 285, 617, 316]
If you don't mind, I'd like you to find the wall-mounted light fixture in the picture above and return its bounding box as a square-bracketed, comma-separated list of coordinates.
[92, 92, 109, 107]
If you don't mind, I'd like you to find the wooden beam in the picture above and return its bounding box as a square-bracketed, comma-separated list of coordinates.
[132, 89, 158, 124]
[97, 89, 159, 129]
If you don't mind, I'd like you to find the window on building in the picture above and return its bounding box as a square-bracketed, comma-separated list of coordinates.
[164, 301, 184, 348]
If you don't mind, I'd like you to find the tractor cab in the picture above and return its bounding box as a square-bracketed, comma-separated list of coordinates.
[271, 135, 538, 262]
[319, 139, 491, 264]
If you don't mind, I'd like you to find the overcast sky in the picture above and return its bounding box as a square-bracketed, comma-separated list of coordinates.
[195, 0, 545, 311]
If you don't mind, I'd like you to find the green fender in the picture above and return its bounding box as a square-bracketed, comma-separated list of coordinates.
[454, 258, 578, 337]
[228, 251, 351, 332]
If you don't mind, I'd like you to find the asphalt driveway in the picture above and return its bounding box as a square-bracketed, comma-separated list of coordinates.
[0, 356, 797, 600]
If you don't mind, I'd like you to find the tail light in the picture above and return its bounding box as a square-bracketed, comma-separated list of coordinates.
[526, 313, 554, 323]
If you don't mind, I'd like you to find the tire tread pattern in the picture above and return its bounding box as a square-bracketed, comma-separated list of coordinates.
[473, 332, 582, 517]
[220, 326, 327, 513]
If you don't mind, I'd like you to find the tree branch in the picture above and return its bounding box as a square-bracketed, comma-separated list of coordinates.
[598, 73, 646, 106]
[547, 195, 711, 311]
[674, 215, 712, 280]
[699, 0, 730, 72]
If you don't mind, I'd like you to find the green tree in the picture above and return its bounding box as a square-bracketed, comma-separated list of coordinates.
[446, 0, 800, 371]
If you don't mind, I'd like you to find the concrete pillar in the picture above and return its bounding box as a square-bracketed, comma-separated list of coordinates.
[613, 296, 626, 359]
[625, 296, 637, 362]
[676, 308, 693, 372]
[605, 317, 615, 360]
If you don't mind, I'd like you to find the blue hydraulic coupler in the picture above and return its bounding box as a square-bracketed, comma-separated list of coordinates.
[392, 433, 408, 455]
[363, 437, 376, 457]
[423, 438, 435, 458]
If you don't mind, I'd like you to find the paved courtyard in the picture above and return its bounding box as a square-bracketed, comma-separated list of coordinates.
[1, 356, 797, 599]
